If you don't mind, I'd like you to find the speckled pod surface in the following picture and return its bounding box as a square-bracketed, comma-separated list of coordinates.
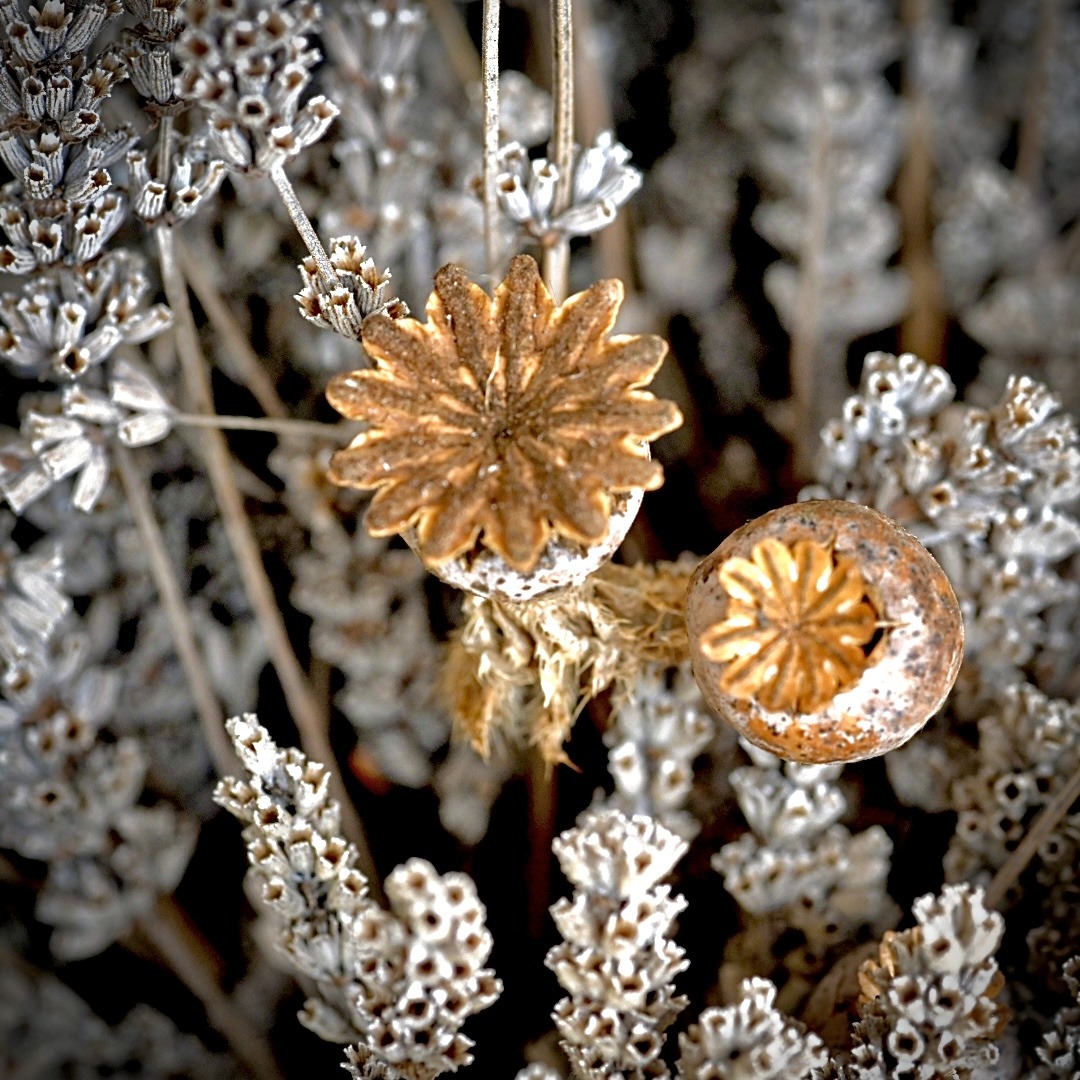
[686, 500, 964, 764]
[415, 488, 644, 602]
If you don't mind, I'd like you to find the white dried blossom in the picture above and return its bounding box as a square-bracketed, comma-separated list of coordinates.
[714, 743, 898, 1012]
[177, 0, 339, 175]
[215, 716, 500, 1078]
[0, 961, 234, 1079]
[0, 252, 172, 381]
[321, 0, 427, 149]
[495, 131, 642, 243]
[601, 665, 714, 841]
[514, 1066, 564, 1080]
[832, 884, 1008, 1080]
[2, 359, 174, 513]
[433, 738, 517, 847]
[0, 594, 195, 959]
[547, 808, 689, 1079]
[1033, 956, 1080, 1079]
[295, 235, 408, 340]
[731, 0, 907, 435]
[946, 682, 1080, 885]
[676, 977, 827, 1079]
[935, 163, 1047, 310]
[0, 532, 69, 667]
[291, 527, 447, 790]
[126, 143, 227, 227]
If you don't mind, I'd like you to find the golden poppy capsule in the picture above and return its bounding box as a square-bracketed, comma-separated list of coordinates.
[685, 500, 963, 764]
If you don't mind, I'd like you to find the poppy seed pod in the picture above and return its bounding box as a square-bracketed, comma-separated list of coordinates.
[685, 500, 963, 764]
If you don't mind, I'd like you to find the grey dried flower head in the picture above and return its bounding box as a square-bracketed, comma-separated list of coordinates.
[547, 809, 689, 1079]
[296, 235, 408, 340]
[127, 142, 226, 227]
[945, 683, 1080, 885]
[321, 0, 426, 148]
[713, 742, 898, 1013]
[935, 163, 1047, 310]
[121, 0, 186, 110]
[0, 252, 172, 381]
[0, 531, 70, 666]
[514, 1067, 563, 1080]
[0, 591, 195, 959]
[844, 884, 1008, 1080]
[0, 3, 135, 272]
[496, 131, 642, 244]
[291, 526, 446, 790]
[0, 0, 122, 69]
[2, 358, 174, 513]
[0, 961, 234, 1079]
[602, 665, 714, 841]
[1033, 956, 1080, 1079]
[177, 0, 339, 175]
[677, 977, 827, 1079]
[215, 716, 500, 1076]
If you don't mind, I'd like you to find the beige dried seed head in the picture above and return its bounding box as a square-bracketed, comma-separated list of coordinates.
[325, 254, 682, 579]
[686, 500, 964, 764]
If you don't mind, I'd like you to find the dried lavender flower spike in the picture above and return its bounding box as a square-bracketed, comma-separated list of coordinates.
[547, 809, 689, 1078]
[677, 977, 827, 1080]
[295, 235, 408, 340]
[215, 716, 500, 1077]
[839, 883, 1009, 1079]
[495, 131, 642, 246]
[177, 0, 338, 177]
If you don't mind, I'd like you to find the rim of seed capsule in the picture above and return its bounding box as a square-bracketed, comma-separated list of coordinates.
[685, 499, 964, 764]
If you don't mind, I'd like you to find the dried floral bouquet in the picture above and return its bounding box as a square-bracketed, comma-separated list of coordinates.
[3, 1, 1080, 1079]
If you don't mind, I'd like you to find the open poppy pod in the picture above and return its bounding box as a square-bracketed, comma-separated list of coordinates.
[685, 500, 964, 764]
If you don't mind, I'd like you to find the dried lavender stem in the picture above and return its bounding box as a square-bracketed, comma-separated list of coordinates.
[173, 413, 351, 439]
[542, 0, 574, 302]
[139, 898, 286, 1080]
[154, 224, 382, 899]
[898, 0, 946, 364]
[269, 163, 337, 286]
[116, 446, 236, 777]
[481, 0, 501, 277]
[572, 0, 632, 285]
[1016, 0, 1060, 188]
[157, 114, 174, 183]
[789, 14, 831, 481]
[422, 0, 481, 87]
[175, 237, 288, 419]
[984, 755, 1080, 909]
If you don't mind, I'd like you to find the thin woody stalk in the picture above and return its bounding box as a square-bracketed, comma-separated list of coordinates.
[1016, 0, 1060, 189]
[542, 0, 574, 301]
[572, 0, 631, 285]
[115, 446, 236, 777]
[173, 413, 351, 438]
[789, 7, 832, 481]
[175, 237, 288, 420]
[421, 0, 481, 87]
[481, 0, 501, 277]
[154, 223, 382, 899]
[898, 0, 946, 364]
[985, 756, 1080, 909]
[269, 163, 337, 286]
